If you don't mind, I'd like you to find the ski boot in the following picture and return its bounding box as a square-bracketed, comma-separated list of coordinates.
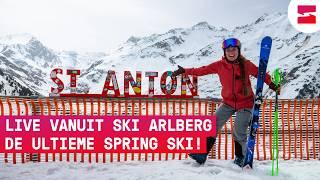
[188, 153, 208, 164]
[188, 137, 216, 165]
[233, 155, 244, 167]
[234, 140, 244, 167]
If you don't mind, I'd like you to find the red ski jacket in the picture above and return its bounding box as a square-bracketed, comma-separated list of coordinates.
[184, 57, 272, 110]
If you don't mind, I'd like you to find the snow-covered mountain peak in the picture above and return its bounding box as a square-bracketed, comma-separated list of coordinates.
[126, 36, 141, 44]
[0, 12, 319, 98]
[0, 33, 37, 45]
[191, 21, 215, 31]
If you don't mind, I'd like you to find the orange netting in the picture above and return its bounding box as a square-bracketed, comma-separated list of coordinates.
[0, 97, 319, 164]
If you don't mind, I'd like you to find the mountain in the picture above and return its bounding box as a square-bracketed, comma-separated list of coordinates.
[0, 34, 108, 96]
[0, 12, 319, 99]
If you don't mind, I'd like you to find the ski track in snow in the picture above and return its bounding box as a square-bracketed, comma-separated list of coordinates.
[1, 159, 320, 180]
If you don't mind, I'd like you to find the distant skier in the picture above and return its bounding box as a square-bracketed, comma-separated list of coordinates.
[172, 38, 280, 167]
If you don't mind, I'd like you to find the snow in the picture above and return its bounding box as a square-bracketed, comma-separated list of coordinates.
[0, 33, 35, 45]
[1, 159, 320, 180]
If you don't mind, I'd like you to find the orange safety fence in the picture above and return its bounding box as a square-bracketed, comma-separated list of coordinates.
[0, 97, 319, 164]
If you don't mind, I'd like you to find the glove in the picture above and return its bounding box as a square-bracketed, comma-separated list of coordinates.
[269, 82, 281, 95]
[172, 65, 185, 77]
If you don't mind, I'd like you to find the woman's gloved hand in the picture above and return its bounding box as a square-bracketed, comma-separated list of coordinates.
[269, 82, 281, 95]
[172, 65, 185, 76]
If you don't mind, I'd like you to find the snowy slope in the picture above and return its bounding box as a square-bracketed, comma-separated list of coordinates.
[1, 159, 320, 180]
[0, 12, 319, 98]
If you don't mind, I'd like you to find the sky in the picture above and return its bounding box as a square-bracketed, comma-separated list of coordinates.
[0, 0, 291, 52]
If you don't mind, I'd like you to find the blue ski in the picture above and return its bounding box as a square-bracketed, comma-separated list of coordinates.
[243, 36, 272, 169]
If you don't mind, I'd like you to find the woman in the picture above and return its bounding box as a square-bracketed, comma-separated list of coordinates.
[172, 38, 279, 167]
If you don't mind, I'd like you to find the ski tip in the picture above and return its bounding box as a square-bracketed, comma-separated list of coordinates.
[261, 36, 272, 50]
[262, 36, 272, 40]
[262, 36, 272, 43]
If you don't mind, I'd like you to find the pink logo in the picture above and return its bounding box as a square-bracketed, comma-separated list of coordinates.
[297, 5, 316, 24]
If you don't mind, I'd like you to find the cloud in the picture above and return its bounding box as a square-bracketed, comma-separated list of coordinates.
[0, 0, 290, 52]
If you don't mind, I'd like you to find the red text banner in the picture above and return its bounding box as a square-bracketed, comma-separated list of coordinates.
[0, 116, 216, 153]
